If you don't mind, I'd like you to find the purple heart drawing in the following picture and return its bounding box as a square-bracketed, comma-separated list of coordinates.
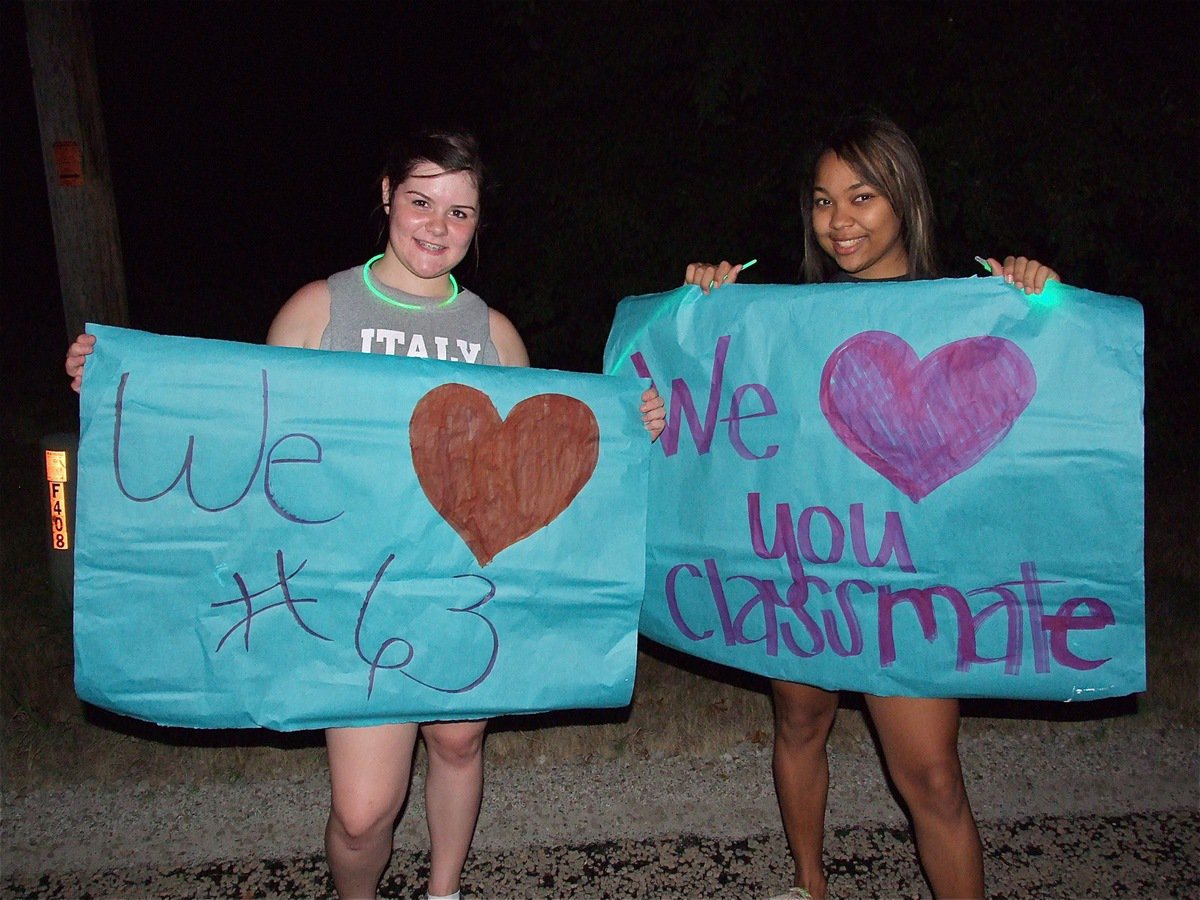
[819, 331, 1037, 503]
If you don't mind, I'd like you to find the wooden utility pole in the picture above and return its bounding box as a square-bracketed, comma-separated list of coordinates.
[25, 0, 128, 338]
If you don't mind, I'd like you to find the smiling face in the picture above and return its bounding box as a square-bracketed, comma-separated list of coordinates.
[376, 161, 480, 294]
[811, 150, 909, 280]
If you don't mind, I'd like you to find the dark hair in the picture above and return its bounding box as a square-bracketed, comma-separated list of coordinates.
[800, 113, 939, 283]
[380, 128, 485, 263]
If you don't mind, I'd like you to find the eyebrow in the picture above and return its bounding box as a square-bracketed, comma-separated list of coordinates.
[403, 189, 478, 211]
[813, 181, 873, 194]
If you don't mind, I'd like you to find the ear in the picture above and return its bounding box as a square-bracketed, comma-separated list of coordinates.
[381, 177, 392, 211]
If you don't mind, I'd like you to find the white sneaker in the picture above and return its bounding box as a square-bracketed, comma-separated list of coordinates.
[765, 889, 813, 900]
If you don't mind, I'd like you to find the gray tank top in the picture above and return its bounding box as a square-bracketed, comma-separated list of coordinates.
[319, 265, 500, 365]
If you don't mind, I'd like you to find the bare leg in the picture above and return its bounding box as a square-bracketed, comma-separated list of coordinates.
[771, 680, 840, 899]
[325, 722, 419, 900]
[864, 695, 984, 899]
[422, 719, 488, 897]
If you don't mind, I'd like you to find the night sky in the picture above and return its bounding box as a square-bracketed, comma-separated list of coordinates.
[3, 1, 1197, 443]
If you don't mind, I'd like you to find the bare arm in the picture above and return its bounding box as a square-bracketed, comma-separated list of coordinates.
[488, 308, 530, 368]
[266, 280, 332, 348]
[66, 281, 329, 394]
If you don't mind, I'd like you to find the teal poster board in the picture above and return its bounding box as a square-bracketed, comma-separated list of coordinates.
[74, 326, 649, 730]
[604, 278, 1144, 700]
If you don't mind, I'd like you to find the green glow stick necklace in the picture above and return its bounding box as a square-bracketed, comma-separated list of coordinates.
[361, 254, 458, 310]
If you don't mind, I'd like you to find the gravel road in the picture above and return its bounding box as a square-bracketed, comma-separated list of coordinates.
[3, 720, 1196, 897]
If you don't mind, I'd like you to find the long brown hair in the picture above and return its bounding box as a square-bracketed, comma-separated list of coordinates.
[800, 113, 939, 283]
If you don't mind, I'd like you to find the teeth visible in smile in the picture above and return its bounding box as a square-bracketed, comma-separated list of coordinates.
[834, 237, 866, 248]
[416, 239, 445, 251]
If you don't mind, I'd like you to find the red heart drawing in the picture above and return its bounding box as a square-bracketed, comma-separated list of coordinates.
[820, 331, 1037, 502]
[409, 384, 600, 566]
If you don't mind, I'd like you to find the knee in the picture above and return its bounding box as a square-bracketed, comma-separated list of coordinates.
[892, 756, 969, 819]
[328, 795, 402, 847]
[775, 711, 828, 748]
[424, 726, 485, 769]
[772, 683, 838, 750]
[773, 699, 836, 750]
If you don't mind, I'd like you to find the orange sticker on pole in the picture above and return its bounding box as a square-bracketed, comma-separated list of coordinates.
[53, 141, 83, 186]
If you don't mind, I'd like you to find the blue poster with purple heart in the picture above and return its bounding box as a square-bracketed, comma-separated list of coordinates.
[604, 277, 1144, 700]
[73, 325, 649, 730]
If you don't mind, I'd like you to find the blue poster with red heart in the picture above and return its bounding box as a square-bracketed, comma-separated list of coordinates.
[73, 325, 649, 730]
[604, 277, 1145, 700]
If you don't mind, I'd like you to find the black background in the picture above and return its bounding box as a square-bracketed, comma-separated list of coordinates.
[4, 1, 1196, 447]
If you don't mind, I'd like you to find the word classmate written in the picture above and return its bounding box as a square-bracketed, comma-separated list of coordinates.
[632, 336, 1117, 677]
